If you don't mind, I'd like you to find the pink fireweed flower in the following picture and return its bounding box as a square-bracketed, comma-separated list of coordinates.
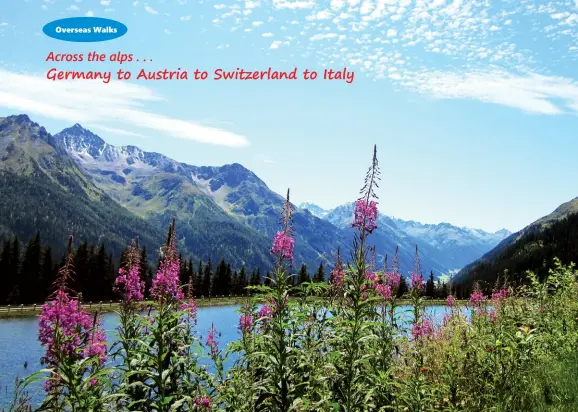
[352, 199, 378, 234]
[411, 273, 424, 290]
[193, 395, 211, 409]
[412, 318, 435, 341]
[491, 289, 508, 302]
[446, 295, 456, 308]
[206, 323, 219, 355]
[259, 304, 273, 318]
[376, 283, 392, 300]
[331, 266, 345, 287]
[38, 289, 108, 386]
[239, 314, 253, 334]
[181, 299, 198, 325]
[151, 249, 183, 302]
[114, 266, 144, 302]
[385, 272, 401, 289]
[489, 309, 498, 323]
[365, 270, 377, 282]
[270, 230, 294, 262]
[470, 291, 486, 306]
[114, 240, 144, 302]
[442, 312, 453, 326]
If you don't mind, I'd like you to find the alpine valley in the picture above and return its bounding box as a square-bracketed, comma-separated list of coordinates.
[0, 114, 512, 279]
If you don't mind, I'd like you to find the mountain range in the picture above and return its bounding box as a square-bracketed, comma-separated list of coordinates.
[0, 114, 512, 278]
[455, 196, 578, 288]
[299, 202, 511, 275]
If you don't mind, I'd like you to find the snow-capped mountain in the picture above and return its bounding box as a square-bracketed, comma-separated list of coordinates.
[300, 202, 511, 271]
[298, 202, 329, 219]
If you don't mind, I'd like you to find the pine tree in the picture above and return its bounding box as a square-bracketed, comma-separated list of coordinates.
[313, 262, 325, 282]
[264, 271, 271, 287]
[6, 237, 21, 303]
[179, 253, 187, 287]
[239, 266, 248, 295]
[225, 264, 232, 295]
[212, 259, 227, 296]
[19, 232, 42, 303]
[397, 276, 408, 298]
[426, 271, 435, 298]
[298, 263, 310, 285]
[0, 240, 13, 304]
[73, 241, 90, 296]
[193, 260, 202, 297]
[202, 258, 212, 296]
[41, 246, 54, 301]
[231, 270, 240, 295]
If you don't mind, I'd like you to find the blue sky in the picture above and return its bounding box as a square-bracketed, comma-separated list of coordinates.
[1, 0, 578, 233]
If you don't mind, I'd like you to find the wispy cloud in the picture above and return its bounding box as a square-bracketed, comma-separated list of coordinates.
[206, 0, 578, 115]
[85, 10, 94, 17]
[404, 69, 578, 115]
[144, 5, 158, 15]
[0, 69, 250, 148]
[88, 124, 146, 138]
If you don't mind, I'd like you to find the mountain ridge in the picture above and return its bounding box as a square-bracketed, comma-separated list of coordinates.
[299, 201, 511, 272]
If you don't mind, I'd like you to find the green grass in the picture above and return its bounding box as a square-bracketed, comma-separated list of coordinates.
[523, 351, 578, 411]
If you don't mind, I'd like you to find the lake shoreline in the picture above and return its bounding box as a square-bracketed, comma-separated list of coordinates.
[0, 297, 467, 319]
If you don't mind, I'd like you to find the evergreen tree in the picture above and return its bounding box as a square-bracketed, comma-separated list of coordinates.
[19, 232, 42, 303]
[41, 246, 55, 300]
[202, 258, 212, 296]
[225, 264, 232, 295]
[397, 276, 408, 298]
[212, 259, 226, 296]
[6, 237, 21, 303]
[193, 260, 203, 297]
[72, 241, 90, 296]
[231, 270, 240, 295]
[298, 263, 310, 285]
[88, 244, 108, 302]
[264, 271, 271, 287]
[0, 240, 13, 303]
[239, 266, 248, 295]
[179, 253, 187, 287]
[313, 262, 325, 282]
[426, 271, 435, 298]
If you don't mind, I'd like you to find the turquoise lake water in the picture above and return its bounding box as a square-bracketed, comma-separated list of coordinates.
[0, 304, 466, 408]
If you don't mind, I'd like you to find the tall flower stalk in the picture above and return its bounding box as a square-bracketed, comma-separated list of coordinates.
[255, 188, 297, 411]
[37, 236, 108, 411]
[112, 238, 146, 409]
[333, 145, 381, 411]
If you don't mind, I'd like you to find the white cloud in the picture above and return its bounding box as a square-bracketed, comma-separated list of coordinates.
[144, 5, 158, 15]
[262, 32, 274, 37]
[310, 32, 338, 41]
[100, 0, 111, 5]
[273, 0, 315, 10]
[0, 69, 249, 148]
[386, 28, 397, 37]
[214, 4, 227, 9]
[270, 40, 282, 49]
[67, 5, 79, 11]
[180, 15, 191, 21]
[85, 10, 94, 16]
[245, 0, 260, 9]
[89, 125, 145, 138]
[406, 69, 578, 115]
[252, 21, 263, 27]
